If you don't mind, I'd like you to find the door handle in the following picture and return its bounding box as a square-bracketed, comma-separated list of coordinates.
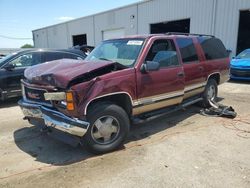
[177, 72, 184, 78]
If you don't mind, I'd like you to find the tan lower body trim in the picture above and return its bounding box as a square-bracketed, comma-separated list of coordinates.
[132, 96, 183, 115]
[183, 87, 205, 99]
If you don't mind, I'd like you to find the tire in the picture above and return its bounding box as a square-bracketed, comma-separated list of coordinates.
[82, 102, 130, 154]
[201, 79, 218, 108]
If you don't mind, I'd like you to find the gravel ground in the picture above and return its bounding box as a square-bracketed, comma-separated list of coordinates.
[0, 81, 249, 188]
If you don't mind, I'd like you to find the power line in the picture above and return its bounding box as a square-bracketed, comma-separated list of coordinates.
[0, 34, 32, 40]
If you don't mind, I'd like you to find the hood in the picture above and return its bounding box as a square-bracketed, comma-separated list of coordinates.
[230, 58, 250, 68]
[25, 59, 115, 88]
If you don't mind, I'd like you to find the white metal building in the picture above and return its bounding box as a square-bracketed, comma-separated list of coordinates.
[32, 0, 250, 55]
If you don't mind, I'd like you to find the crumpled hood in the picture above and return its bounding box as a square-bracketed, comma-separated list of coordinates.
[230, 58, 250, 68]
[25, 59, 114, 88]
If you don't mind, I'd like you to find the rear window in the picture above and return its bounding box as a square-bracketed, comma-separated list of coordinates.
[176, 38, 198, 63]
[198, 37, 227, 60]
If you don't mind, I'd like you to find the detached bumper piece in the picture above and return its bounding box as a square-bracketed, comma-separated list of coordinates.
[18, 100, 89, 138]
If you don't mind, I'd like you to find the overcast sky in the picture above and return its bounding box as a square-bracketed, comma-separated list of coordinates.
[0, 0, 140, 48]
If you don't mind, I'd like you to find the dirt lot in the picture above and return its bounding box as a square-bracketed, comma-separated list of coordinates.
[0, 81, 249, 188]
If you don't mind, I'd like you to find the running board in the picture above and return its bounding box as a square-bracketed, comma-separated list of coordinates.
[132, 97, 203, 124]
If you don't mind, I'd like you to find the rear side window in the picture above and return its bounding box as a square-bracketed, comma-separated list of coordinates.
[198, 37, 227, 60]
[63, 53, 84, 60]
[44, 52, 64, 62]
[176, 38, 198, 63]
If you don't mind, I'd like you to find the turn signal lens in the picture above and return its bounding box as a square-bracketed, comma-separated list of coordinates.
[67, 102, 75, 111]
[66, 92, 73, 101]
[66, 91, 74, 111]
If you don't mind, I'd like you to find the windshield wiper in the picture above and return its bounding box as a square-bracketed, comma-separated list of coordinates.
[98, 57, 111, 61]
[98, 57, 128, 69]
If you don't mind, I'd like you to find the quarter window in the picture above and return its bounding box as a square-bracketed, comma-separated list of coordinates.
[198, 37, 227, 60]
[145, 39, 179, 68]
[176, 38, 199, 63]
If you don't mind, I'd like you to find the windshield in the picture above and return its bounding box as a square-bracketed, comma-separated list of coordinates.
[236, 50, 250, 59]
[85, 39, 145, 67]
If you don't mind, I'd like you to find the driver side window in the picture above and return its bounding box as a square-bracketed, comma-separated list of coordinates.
[9, 52, 41, 68]
[145, 39, 179, 68]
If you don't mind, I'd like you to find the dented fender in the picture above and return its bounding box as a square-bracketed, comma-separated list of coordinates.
[73, 68, 137, 116]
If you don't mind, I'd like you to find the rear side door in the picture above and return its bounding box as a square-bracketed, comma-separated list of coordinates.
[0, 52, 42, 97]
[197, 37, 229, 83]
[176, 37, 206, 99]
[135, 38, 185, 115]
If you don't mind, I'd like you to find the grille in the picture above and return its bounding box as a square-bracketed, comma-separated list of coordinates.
[24, 86, 51, 105]
[230, 68, 250, 77]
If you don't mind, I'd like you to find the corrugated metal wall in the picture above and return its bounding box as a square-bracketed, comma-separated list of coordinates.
[47, 24, 68, 48]
[137, 0, 214, 34]
[94, 5, 138, 44]
[67, 16, 95, 46]
[214, 0, 250, 55]
[33, 0, 250, 55]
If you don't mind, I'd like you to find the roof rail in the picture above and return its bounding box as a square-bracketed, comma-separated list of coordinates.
[166, 32, 214, 37]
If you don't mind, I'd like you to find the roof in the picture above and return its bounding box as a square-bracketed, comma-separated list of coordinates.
[103, 33, 214, 41]
[13, 48, 86, 56]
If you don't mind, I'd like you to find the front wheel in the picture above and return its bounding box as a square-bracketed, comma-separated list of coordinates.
[82, 102, 130, 154]
[201, 79, 218, 108]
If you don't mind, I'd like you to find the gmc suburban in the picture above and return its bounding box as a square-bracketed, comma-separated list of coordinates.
[18, 33, 230, 154]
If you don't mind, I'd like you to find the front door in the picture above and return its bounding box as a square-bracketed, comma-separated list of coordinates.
[134, 39, 185, 115]
[0, 52, 41, 98]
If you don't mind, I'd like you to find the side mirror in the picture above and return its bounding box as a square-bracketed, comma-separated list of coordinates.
[141, 61, 160, 73]
[3, 63, 15, 71]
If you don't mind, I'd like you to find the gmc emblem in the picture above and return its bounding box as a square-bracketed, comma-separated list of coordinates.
[27, 92, 40, 100]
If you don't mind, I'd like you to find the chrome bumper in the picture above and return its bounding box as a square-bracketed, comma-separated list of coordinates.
[18, 100, 89, 137]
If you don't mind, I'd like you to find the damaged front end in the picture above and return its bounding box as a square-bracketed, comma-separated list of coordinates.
[18, 99, 89, 137]
[24, 59, 122, 88]
[18, 59, 127, 146]
[18, 80, 90, 146]
[18, 58, 127, 146]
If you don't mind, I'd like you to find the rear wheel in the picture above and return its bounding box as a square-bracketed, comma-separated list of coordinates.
[82, 102, 130, 154]
[201, 79, 218, 107]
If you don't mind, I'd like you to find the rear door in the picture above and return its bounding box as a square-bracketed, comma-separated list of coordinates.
[197, 37, 229, 82]
[135, 38, 185, 115]
[176, 37, 206, 99]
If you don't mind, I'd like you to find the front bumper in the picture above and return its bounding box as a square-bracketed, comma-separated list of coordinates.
[230, 67, 250, 80]
[18, 99, 89, 137]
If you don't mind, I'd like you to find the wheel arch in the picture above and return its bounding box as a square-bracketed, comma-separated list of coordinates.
[85, 92, 134, 117]
[207, 72, 221, 85]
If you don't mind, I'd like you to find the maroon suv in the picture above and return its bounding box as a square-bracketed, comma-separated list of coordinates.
[18, 33, 230, 154]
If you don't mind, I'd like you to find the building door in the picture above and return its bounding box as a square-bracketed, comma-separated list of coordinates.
[102, 28, 125, 40]
[72, 34, 87, 46]
[237, 10, 250, 54]
[150, 19, 190, 34]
